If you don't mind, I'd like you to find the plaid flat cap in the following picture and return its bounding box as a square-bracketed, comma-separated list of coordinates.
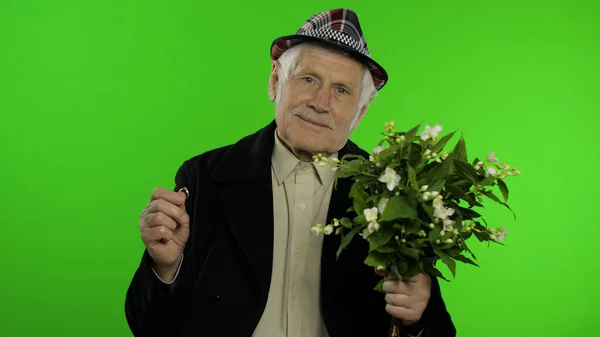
[271, 8, 388, 91]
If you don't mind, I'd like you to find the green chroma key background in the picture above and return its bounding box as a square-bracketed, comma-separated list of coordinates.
[1, 0, 599, 336]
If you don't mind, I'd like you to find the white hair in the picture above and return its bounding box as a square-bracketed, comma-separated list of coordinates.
[274, 42, 377, 129]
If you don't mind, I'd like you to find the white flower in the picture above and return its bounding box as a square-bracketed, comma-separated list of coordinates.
[496, 227, 510, 242]
[378, 167, 401, 191]
[364, 207, 379, 222]
[433, 206, 455, 220]
[442, 219, 455, 233]
[487, 151, 499, 163]
[323, 225, 334, 235]
[429, 223, 435, 229]
[377, 198, 389, 215]
[420, 124, 443, 141]
[514, 167, 522, 176]
[367, 221, 380, 233]
[369, 155, 375, 162]
[373, 146, 384, 155]
[444, 238, 453, 243]
[311, 225, 323, 235]
[333, 219, 340, 227]
[486, 167, 497, 177]
[440, 152, 449, 160]
[430, 191, 439, 197]
[432, 198, 444, 208]
[420, 185, 429, 191]
[332, 157, 339, 163]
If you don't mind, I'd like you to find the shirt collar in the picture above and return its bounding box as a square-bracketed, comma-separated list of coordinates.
[271, 128, 338, 188]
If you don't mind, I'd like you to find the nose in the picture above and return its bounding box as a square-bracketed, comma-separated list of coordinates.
[307, 86, 331, 113]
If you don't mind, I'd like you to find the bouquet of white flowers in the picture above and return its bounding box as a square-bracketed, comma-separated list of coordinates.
[311, 121, 520, 336]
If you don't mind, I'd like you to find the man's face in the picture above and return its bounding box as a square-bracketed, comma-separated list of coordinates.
[268, 45, 371, 161]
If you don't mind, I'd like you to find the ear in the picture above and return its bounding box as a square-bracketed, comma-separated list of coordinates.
[352, 95, 374, 130]
[268, 61, 279, 102]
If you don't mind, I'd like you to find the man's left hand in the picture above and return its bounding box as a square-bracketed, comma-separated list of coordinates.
[381, 272, 431, 326]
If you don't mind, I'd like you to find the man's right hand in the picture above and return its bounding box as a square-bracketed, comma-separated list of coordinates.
[139, 187, 190, 282]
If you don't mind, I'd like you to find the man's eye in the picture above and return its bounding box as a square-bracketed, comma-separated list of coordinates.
[303, 77, 313, 83]
[337, 87, 347, 94]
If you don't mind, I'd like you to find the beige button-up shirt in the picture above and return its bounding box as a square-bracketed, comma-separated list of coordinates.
[251, 130, 337, 337]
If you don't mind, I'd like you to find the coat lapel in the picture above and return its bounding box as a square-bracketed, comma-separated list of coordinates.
[210, 121, 278, 299]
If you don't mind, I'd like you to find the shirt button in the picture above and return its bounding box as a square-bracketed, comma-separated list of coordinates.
[292, 293, 297, 300]
[299, 204, 306, 210]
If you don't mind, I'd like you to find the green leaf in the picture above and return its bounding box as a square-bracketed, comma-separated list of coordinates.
[376, 244, 397, 253]
[374, 277, 385, 292]
[453, 160, 479, 184]
[451, 253, 479, 267]
[432, 131, 456, 154]
[481, 189, 501, 203]
[481, 190, 516, 219]
[399, 245, 421, 260]
[350, 184, 368, 214]
[428, 157, 454, 191]
[407, 143, 424, 169]
[446, 183, 467, 200]
[403, 260, 424, 278]
[368, 224, 394, 252]
[364, 251, 388, 268]
[403, 123, 422, 139]
[340, 218, 354, 229]
[497, 179, 509, 203]
[353, 214, 366, 225]
[434, 247, 456, 278]
[336, 226, 362, 258]
[379, 196, 418, 222]
[455, 206, 481, 220]
[451, 135, 467, 162]
[408, 165, 420, 192]
[340, 154, 369, 162]
[424, 263, 448, 281]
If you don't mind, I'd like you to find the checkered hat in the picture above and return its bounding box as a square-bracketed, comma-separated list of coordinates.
[271, 8, 388, 91]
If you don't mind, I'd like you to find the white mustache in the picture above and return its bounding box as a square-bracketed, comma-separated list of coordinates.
[293, 108, 334, 129]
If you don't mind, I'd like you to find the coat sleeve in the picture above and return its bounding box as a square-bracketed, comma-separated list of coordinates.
[418, 275, 456, 337]
[124, 161, 197, 337]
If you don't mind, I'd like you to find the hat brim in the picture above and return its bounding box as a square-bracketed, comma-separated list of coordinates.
[270, 34, 388, 91]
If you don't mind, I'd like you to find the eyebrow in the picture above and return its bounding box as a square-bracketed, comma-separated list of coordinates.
[297, 70, 358, 90]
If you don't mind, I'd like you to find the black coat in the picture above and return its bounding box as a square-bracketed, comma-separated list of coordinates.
[125, 120, 456, 337]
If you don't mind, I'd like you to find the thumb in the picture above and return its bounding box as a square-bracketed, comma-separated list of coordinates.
[177, 187, 189, 212]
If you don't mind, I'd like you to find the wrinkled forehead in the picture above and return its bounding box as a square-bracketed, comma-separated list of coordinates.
[293, 46, 365, 87]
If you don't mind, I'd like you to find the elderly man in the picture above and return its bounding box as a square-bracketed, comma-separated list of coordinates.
[125, 8, 456, 337]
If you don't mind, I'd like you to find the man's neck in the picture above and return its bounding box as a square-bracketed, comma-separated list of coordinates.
[275, 128, 320, 162]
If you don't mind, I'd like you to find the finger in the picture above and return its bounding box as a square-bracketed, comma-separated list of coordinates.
[141, 225, 174, 246]
[146, 199, 189, 225]
[384, 292, 411, 307]
[382, 279, 408, 294]
[384, 272, 399, 281]
[402, 273, 424, 283]
[385, 304, 418, 322]
[374, 268, 387, 277]
[150, 187, 187, 207]
[143, 211, 178, 231]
